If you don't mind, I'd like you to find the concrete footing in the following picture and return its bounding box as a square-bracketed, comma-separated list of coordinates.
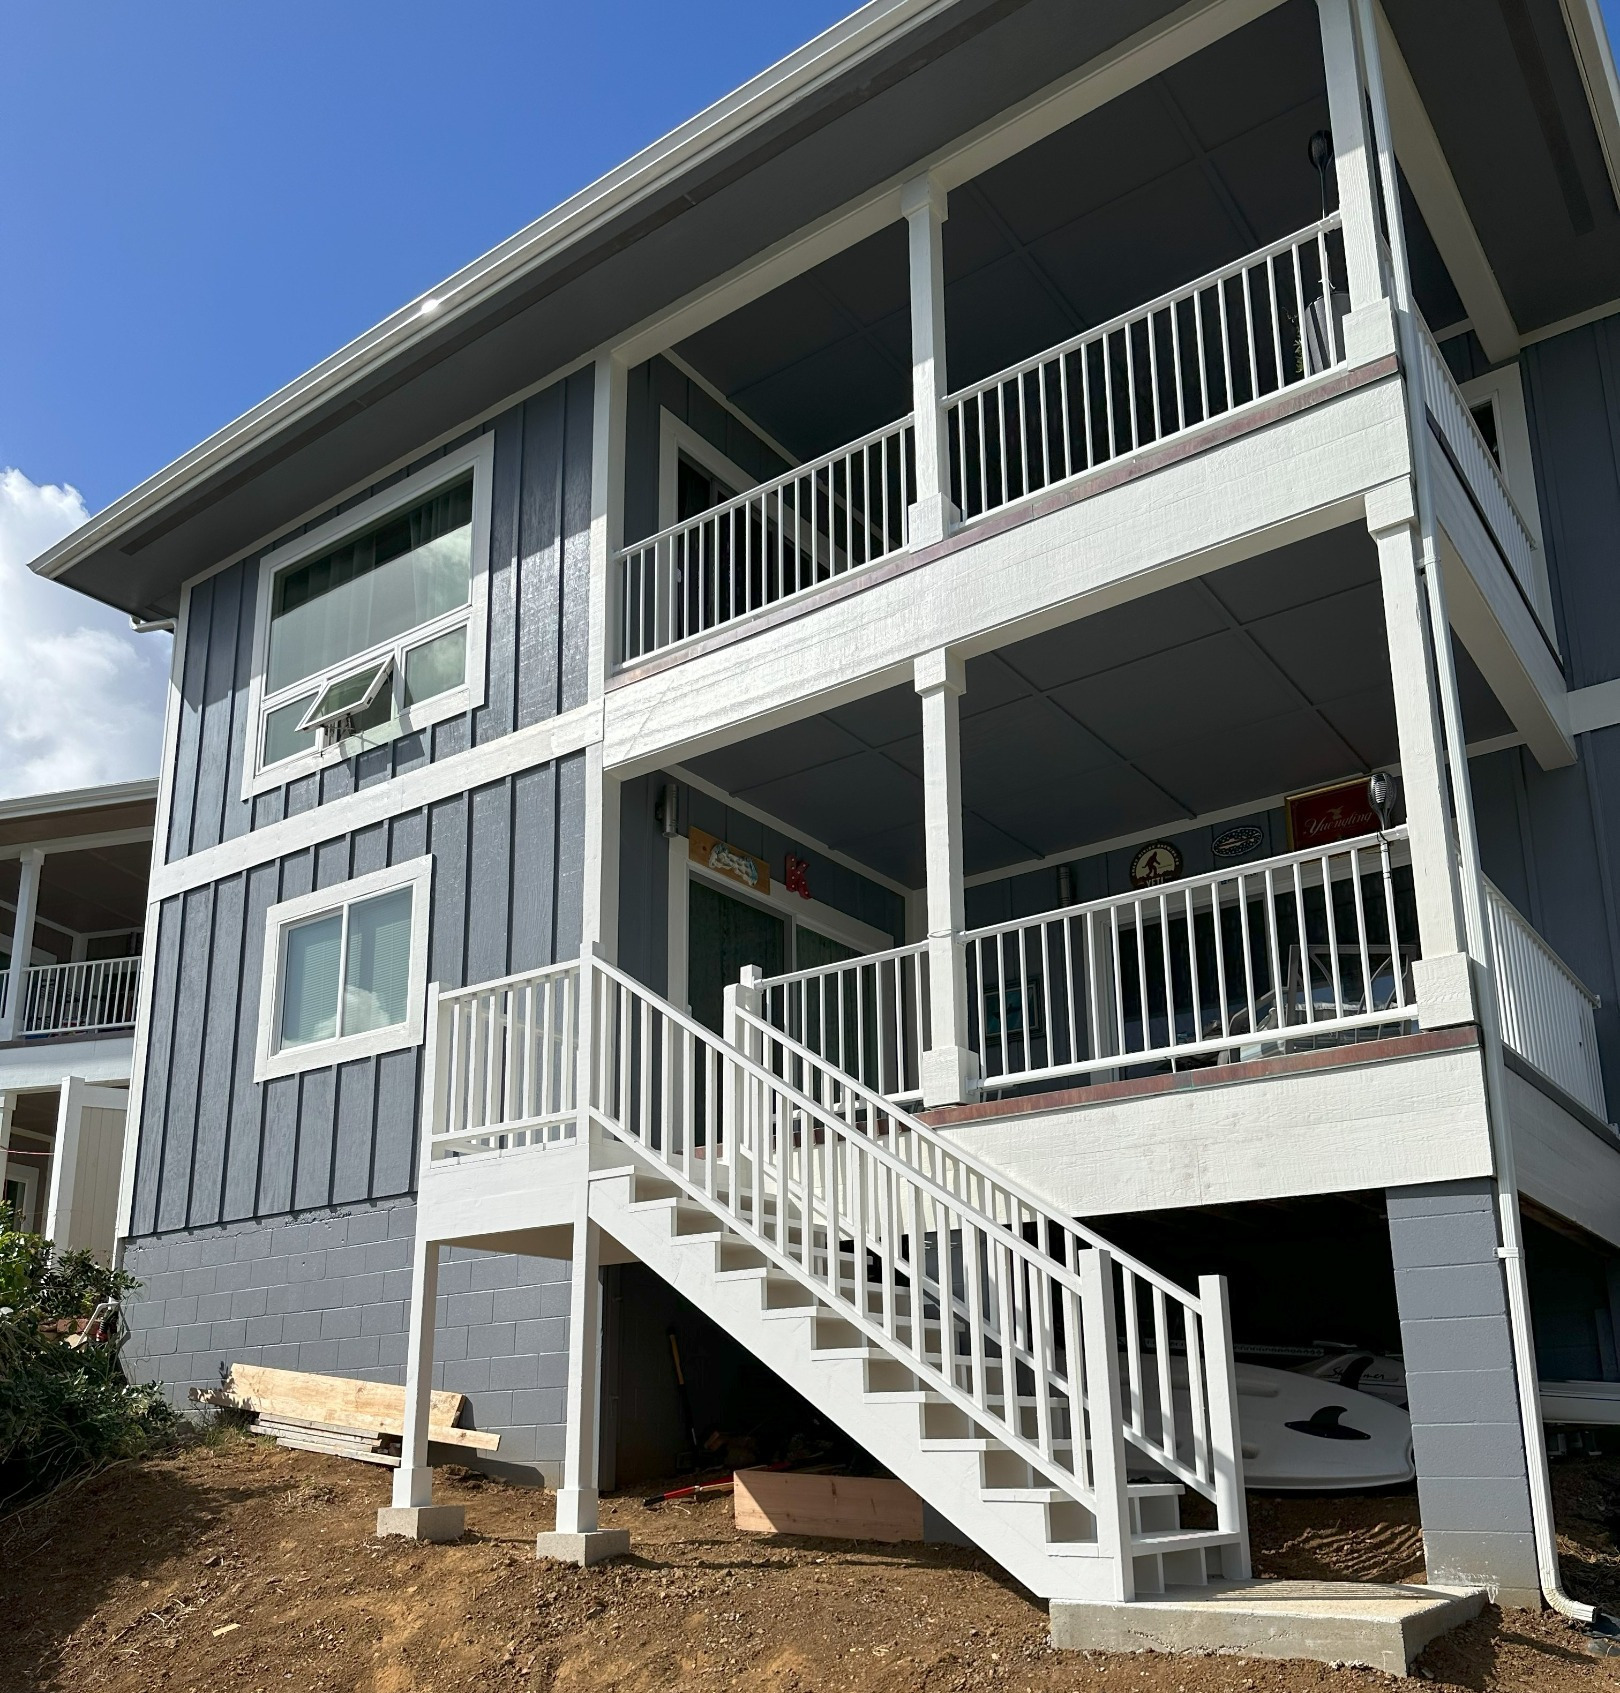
[536, 1528, 631, 1566]
[1050, 1580, 1485, 1676]
[376, 1505, 466, 1543]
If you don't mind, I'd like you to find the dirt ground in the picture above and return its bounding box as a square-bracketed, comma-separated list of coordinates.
[4, 1436, 1620, 1693]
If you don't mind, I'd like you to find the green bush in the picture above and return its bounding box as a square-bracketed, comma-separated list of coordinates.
[0, 1203, 179, 1507]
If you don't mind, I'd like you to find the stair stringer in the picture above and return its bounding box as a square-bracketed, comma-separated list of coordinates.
[590, 1160, 1129, 1602]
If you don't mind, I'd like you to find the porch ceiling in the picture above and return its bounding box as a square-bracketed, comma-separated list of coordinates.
[683, 523, 1513, 886]
[0, 842, 150, 950]
[676, 0, 1466, 463]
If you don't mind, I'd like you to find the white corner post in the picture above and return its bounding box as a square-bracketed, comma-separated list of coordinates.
[0, 847, 44, 1041]
[915, 649, 978, 1107]
[1198, 1273, 1252, 1581]
[1315, 0, 1396, 363]
[902, 174, 957, 547]
[538, 1198, 630, 1565]
[583, 348, 627, 969]
[1077, 1247, 1133, 1601]
[378, 1232, 465, 1542]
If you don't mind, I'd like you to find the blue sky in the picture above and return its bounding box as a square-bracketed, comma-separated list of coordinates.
[0, 1, 847, 795]
[0, 1, 1616, 796]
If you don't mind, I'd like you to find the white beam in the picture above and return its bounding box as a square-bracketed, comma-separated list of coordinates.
[902, 175, 955, 545]
[1372, 3, 1519, 363]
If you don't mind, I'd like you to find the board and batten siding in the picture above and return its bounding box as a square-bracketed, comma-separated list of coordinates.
[129, 755, 586, 1239]
[163, 368, 595, 864]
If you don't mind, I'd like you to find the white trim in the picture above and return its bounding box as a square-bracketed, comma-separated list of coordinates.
[150, 697, 602, 901]
[1459, 363, 1549, 559]
[1520, 295, 1620, 348]
[1569, 679, 1620, 735]
[669, 761, 912, 897]
[657, 410, 759, 535]
[659, 349, 800, 471]
[1372, 2, 1519, 363]
[241, 436, 495, 801]
[253, 856, 433, 1083]
[0, 827, 154, 863]
[1558, 0, 1620, 209]
[0, 779, 158, 825]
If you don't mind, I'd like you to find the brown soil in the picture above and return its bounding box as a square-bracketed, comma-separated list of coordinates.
[3, 1435, 1619, 1692]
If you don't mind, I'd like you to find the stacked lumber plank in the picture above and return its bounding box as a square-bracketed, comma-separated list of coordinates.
[194, 1364, 500, 1466]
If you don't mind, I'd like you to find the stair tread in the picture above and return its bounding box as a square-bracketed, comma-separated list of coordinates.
[1132, 1529, 1244, 1551]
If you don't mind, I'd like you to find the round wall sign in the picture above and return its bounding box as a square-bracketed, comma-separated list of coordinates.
[1212, 824, 1264, 861]
[1129, 841, 1183, 888]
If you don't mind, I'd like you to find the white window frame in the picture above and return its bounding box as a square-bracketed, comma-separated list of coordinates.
[254, 856, 434, 1081]
[1460, 364, 1555, 629]
[241, 435, 494, 800]
[657, 409, 758, 533]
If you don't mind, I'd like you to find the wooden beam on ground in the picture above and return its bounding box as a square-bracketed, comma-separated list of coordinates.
[733, 1468, 925, 1544]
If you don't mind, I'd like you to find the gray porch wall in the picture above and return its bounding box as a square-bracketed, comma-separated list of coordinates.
[121, 1197, 570, 1479]
[164, 367, 595, 865]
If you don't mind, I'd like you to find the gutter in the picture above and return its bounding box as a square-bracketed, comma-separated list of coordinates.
[28, 0, 954, 593]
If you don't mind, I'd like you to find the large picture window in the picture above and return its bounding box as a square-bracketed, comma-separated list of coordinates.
[244, 437, 492, 795]
[254, 858, 433, 1080]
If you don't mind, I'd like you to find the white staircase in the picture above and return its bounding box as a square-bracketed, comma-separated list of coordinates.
[428, 951, 1251, 1604]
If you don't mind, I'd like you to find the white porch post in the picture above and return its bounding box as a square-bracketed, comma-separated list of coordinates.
[584, 349, 627, 965]
[915, 648, 978, 1107]
[1315, 0, 1396, 362]
[44, 1077, 85, 1249]
[1366, 483, 1469, 1020]
[903, 174, 956, 547]
[538, 1203, 629, 1564]
[0, 848, 44, 1041]
[377, 1233, 465, 1541]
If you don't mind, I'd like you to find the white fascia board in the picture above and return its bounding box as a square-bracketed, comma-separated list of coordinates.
[603, 376, 1409, 777]
[28, 0, 954, 594]
[1559, 0, 1620, 211]
[0, 1036, 134, 1094]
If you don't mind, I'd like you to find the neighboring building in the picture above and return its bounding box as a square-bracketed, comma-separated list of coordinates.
[30, 0, 1620, 1644]
[0, 780, 155, 1260]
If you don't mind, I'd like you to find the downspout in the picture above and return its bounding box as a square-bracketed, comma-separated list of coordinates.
[1355, 0, 1600, 1630]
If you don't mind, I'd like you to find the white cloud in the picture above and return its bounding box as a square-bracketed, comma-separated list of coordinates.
[0, 468, 169, 800]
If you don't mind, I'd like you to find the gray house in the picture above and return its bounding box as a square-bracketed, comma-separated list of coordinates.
[31, 0, 1620, 1658]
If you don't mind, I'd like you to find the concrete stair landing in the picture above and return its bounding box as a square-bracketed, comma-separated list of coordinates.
[1050, 1579, 1485, 1676]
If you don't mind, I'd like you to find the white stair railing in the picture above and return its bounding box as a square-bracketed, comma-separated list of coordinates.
[428, 960, 579, 1156]
[757, 940, 930, 1106]
[1413, 317, 1545, 622]
[616, 416, 915, 663]
[579, 953, 1245, 1565]
[9, 956, 142, 1037]
[1485, 880, 1607, 1121]
[945, 216, 1347, 524]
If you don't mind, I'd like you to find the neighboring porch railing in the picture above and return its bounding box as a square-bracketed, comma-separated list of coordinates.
[0, 956, 142, 1038]
[1414, 317, 1543, 619]
[1485, 880, 1607, 1121]
[943, 215, 1348, 524]
[616, 415, 915, 662]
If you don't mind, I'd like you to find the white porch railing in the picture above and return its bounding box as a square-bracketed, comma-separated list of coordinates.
[964, 830, 1414, 1092]
[1414, 317, 1543, 618]
[757, 940, 931, 1107]
[944, 216, 1348, 524]
[1485, 880, 1607, 1120]
[757, 832, 1417, 1103]
[616, 415, 915, 662]
[0, 956, 142, 1038]
[427, 961, 579, 1156]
